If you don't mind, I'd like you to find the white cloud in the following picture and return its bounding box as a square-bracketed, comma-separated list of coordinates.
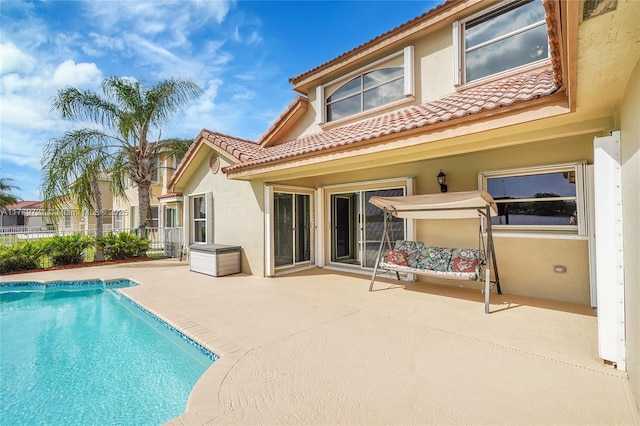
[83, 1, 235, 46]
[52, 60, 103, 89]
[0, 42, 35, 74]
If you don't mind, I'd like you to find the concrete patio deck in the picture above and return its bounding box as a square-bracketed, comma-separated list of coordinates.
[3, 258, 638, 425]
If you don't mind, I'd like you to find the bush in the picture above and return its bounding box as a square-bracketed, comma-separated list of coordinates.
[96, 232, 150, 260]
[42, 234, 94, 266]
[0, 241, 44, 273]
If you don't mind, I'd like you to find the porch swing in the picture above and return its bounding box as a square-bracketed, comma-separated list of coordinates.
[368, 190, 502, 314]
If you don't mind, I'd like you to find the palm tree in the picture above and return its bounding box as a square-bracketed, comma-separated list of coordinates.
[0, 178, 20, 209]
[45, 76, 203, 232]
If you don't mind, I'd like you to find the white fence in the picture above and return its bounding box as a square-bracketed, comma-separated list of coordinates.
[0, 227, 185, 258]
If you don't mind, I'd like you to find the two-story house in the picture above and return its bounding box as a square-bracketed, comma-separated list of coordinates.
[114, 146, 183, 230]
[167, 0, 639, 401]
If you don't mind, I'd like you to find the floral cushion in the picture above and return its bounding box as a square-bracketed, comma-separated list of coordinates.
[414, 246, 453, 272]
[385, 249, 408, 266]
[394, 240, 424, 268]
[450, 248, 480, 273]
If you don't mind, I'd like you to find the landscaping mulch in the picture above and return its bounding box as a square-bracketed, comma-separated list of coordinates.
[1, 256, 157, 276]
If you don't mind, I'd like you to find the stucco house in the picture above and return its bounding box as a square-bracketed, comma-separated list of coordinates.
[114, 146, 183, 230]
[167, 0, 639, 405]
[1, 201, 47, 230]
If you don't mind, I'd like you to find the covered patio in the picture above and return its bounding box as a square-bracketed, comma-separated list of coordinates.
[3, 259, 637, 425]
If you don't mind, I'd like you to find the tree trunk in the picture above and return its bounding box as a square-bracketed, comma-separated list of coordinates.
[90, 176, 105, 262]
[137, 182, 150, 256]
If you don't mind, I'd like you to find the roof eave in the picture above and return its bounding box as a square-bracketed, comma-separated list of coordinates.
[224, 91, 570, 180]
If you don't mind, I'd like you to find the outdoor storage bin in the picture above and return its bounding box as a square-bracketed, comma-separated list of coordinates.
[189, 244, 241, 277]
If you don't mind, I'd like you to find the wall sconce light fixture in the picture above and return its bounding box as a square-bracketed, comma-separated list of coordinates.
[437, 169, 448, 193]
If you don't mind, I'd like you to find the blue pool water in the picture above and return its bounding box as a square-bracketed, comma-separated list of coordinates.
[0, 280, 217, 425]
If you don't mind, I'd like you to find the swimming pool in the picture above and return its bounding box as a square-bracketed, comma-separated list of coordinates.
[0, 279, 218, 425]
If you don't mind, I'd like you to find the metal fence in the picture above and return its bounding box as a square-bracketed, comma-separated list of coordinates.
[0, 227, 185, 258]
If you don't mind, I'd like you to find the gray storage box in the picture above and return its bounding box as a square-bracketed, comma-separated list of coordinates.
[189, 244, 241, 277]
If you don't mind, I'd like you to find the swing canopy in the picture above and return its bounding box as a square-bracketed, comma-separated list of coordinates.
[369, 190, 498, 219]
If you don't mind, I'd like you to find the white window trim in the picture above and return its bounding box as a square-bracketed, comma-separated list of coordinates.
[453, 0, 551, 87]
[265, 184, 316, 277]
[317, 46, 414, 124]
[187, 191, 213, 245]
[479, 162, 589, 239]
[321, 177, 415, 275]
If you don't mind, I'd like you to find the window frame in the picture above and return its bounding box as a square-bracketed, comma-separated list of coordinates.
[317, 46, 414, 124]
[64, 210, 72, 228]
[326, 67, 405, 122]
[454, 0, 550, 86]
[479, 162, 589, 237]
[191, 195, 207, 244]
[150, 205, 159, 228]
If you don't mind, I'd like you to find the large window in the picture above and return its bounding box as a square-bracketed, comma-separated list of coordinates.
[456, 0, 549, 84]
[326, 67, 404, 121]
[192, 196, 206, 243]
[481, 163, 587, 234]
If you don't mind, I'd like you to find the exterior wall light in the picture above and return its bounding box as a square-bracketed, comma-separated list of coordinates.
[437, 169, 448, 193]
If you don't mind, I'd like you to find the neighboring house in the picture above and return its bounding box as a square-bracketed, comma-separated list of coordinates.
[1, 201, 47, 230]
[114, 147, 181, 230]
[50, 178, 119, 233]
[168, 0, 639, 402]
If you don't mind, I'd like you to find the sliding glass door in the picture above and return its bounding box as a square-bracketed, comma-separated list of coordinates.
[274, 192, 311, 268]
[330, 187, 405, 268]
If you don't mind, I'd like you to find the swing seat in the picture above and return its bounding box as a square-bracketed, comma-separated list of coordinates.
[367, 191, 502, 313]
[379, 241, 481, 281]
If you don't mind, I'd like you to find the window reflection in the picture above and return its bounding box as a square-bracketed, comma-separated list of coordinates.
[326, 67, 404, 121]
[463, 0, 549, 82]
[487, 171, 578, 227]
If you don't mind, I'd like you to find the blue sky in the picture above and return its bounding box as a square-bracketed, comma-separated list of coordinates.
[0, 0, 443, 201]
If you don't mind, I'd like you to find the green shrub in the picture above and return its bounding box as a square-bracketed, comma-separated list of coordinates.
[42, 234, 94, 266]
[0, 241, 44, 273]
[96, 232, 150, 260]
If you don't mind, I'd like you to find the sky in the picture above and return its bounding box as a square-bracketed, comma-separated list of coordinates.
[0, 0, 444, 202]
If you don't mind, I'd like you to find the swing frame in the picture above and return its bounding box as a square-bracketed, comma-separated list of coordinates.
[368, 191, 501, 314]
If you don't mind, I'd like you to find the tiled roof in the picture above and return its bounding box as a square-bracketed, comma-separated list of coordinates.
[5, 201, 43, 210]
[222, 68, 558, 174]
[158, 192, 183, 200]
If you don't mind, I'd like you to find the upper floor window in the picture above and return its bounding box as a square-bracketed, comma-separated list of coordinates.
[456, 0, 549, 84]
[150, 157, 160, 183]
[480, 163, 588, 235]
[317, 46, 414, 124]
[326, 67, 404, 122]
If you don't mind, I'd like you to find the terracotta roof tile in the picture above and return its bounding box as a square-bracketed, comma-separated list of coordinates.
[222, 69, 558, 174]
[158, 192, 183, 200]
[5, 201, 42, 210]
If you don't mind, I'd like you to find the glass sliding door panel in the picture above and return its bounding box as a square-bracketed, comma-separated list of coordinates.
[332, 194, 359, 263]
[295, 194, 311, 262]
[363, 188, 405, 268]
[274, 193, 293, 267]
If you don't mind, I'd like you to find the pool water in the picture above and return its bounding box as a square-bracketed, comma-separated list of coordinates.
[0, 280, 216, 425]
